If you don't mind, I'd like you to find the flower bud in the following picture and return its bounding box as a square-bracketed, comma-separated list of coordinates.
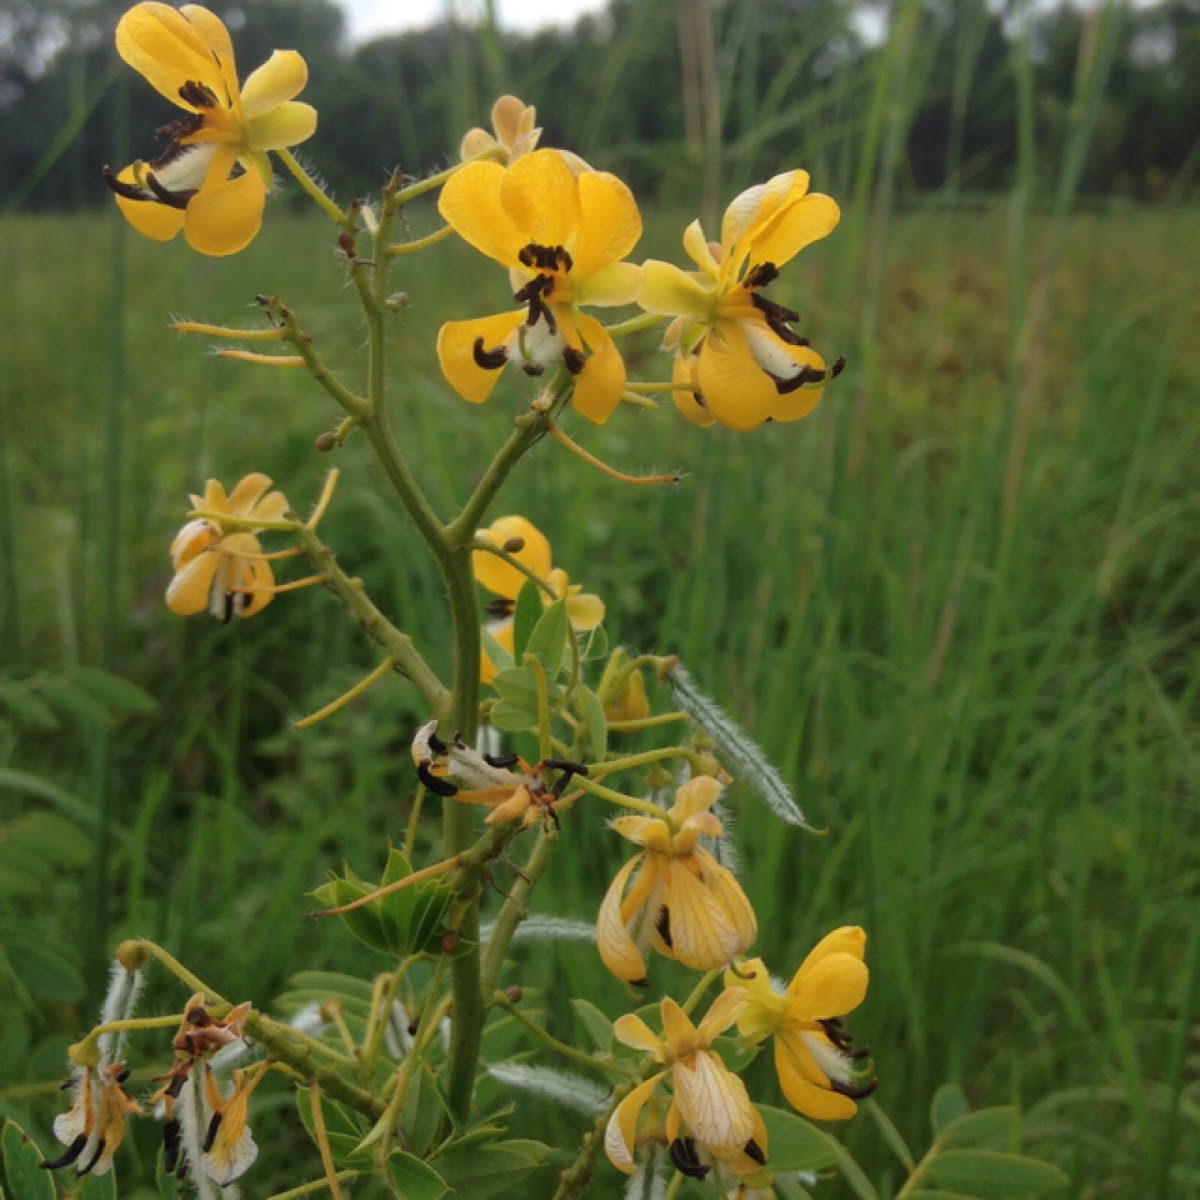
[115, 939, 151, 972]
[314, 430, 337, 452]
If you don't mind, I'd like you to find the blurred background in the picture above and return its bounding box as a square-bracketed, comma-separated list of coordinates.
[1, 0, 1197, 1196]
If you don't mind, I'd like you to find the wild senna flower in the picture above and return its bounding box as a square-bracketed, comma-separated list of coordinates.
[44, 1062, 140, 1177]
[167, 473, 289, 622]
[437, 148, 643, 424]
[639, 171, 843, 431]
[605, 990, 768, 1178]
[459, 94, 542, 164]
[104, 3, 317, 255]
[725, 927, 876, 1121]
[473, 515, 604, 684]
[411, 720, 588, 827]
[597, 775, 757, 982]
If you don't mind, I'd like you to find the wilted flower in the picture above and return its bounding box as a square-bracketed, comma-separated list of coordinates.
[473, 515, 604, 684]
[605, 990, 767, 1177]
[44, 1062, 140, 1177]
[639, 171, 842, 430]
[437, 149, 642, 423]
[725, 927, 875, 1120]
[167, 473, 289, 621]
[597, 775, 756, 982]
[105, 3, 317, 255]
[201, 1060, 270, 1184]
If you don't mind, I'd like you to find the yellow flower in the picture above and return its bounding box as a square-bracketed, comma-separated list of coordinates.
[167, 473, 289, 621]
[45, 1062, 140, 1177]
[604, 667, 650, 722]
[639, 171, 842, 431]
[202, 1060, 270, 1185]
[437, 148, 643, 424]
[473, 515, 604, 684]
[597, 775, 757, 982]
[104, 3, 317, 255]
[725, 927, 875, 1121]
[459, 94, 541, 164]
[605, 990, 767, 1177]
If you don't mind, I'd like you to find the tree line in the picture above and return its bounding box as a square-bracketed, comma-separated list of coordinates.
[2, 0, 1197, 213]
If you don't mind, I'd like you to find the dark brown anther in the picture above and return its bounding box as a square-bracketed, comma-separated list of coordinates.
[505, 984, 523, 1004]
[407, 1015, 419, 1036]
[770, 362, 832, 395]
[472, 337, 508, 371]
[116, 1068, 131, 1084]
[202, 1111, 222, 1154]
[656, 906, 673, 949]
[744, 1137, 767, 1165]
[186, 1005, 211, 1027]
[831, 355, 846, 378]
[418, 763, 458, 797]
[521, 362, 546, 377]
[630, 976, 649, 989]
[831, 1076, 878, 1101]
[154, 112, 204, 144]
[77, 1136, 107, 1176]
[428, 732, 449, 756]
[485, 598, 515, 619]
[163, 1119, 182, 1174]
[178, 80, 219, 108]
[743, 261, 780, 289]
[314, 430, 337, 452]
[40, 1133, 87, 1171]
[561, 347, 585, 375]
[669, 1137, 710, 1179]
[102, 165, 151, 203]
[441, 929, 461, 955]
[501, 536, 525, 553]
[146, 171, 197, 210]
[483, 752, 521, 769]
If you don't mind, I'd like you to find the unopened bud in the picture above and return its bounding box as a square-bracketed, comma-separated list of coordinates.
[314, 430, 337, 452]
[505, 985, 523, 1004]
[338, 231, 355, 254]
[385, 292, 410, 312]
[441, 929, 461, 955]
[68, 1037, 102, 1068]
[318, 998, 343, 1024]
[115, 939, 151, 972]
[502, 537, 525, 554]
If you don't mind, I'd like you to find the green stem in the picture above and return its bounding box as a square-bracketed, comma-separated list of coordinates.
[277, 148, 352, 229]
[495, 995, 632, 1077]
[570, 774, 672, 820]
[480, 827, 555, 996]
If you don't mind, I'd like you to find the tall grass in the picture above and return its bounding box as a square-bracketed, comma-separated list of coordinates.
[2, 1, 1197, 1195]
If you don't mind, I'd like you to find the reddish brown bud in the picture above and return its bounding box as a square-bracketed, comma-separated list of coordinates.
[505, 985, 523, 1004]
[441, 929, 461, 955]
[338, 231, 355, 254]
[502, 537, 525, 553]
[314, 430, 337, 452]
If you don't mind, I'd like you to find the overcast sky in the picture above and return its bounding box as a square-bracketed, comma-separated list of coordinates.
[337, 0, 610, 44]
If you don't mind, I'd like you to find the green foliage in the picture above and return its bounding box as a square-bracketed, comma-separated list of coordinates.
[0, 1120, 55, 1200]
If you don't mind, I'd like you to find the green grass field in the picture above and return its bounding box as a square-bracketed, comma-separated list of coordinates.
[2, 180, 1198, 1200]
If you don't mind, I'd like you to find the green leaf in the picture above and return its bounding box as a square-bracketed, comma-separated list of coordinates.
[939, 1107, 1019, 1150]
[924, 1149, 1071, 1195]
[757, 1104, 840, 1172]
[0, 685, 60, 731]
[1, 1120, 56, 1200]
[294, 1084, 372, 1167]
[907, 1192, 981, 1199]
[430, 1141, 545, 1198]
[155, 1144, 182, 1197]
[574, 685, 607, 759]
[571, 997, 613, 1053]
[491, 667, 540, 707]
[387, 1150, 448, 1200]
[0, 768, 97, 828]
[489, 700, 538, 733]
[581, 624, 608, 661]
[401, 1063, 448, 1158]
[481, 625, 514, 677]
[931, 1083, 971, 1133]
[38, 679, 113, 728]
[0, 920, 84, 1001]
[79, 1167, 118, 1199]
[72, 667, 156, 715]
[524, 598, 569, 678]
[512, 579, 543, 661]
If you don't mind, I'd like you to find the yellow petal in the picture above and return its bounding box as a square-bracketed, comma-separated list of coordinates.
[436, 310, 525, 404]
[792, 927, 866, 980]
[500, 149, 582, 252]
[604, 1072, 666, 1174]
[570, 314, 626, 425]
[577, 261, 642, 307]
[639, 260, 715, 319]
[671, 352, 716, 428]
[112, 164, 185, 242]
[696, 322, 781, 431]
[177, 5, 240, 111]
[611, 814, 670, 851]
[659, 995, 696, 1050]
[115, 2, 227, 109]
[480, 617, 515, 685]
[166, 551, 220, 615]
[747, 192, 840, 273]
[672, 1049, 756, 1151]
[775, 1035, 857, 1121]
[245, 101, 317, 151]
[698, 852, 758, 955]
[473, 515, 551, 597]
[225, 472, 274, 517]
[613, 1013, 663, 1056]
[664, 858, 742, 970]
[696, 986, 749, 1045]
[460, 127, 494, 160]
[597, 855, 648, 982]
[670, 775, 723, 823]
[765, 344, 828, 423]
[240, 50, 308, 119]
[439, 160, 523, 267]
[722, 171, 807, 265]
[572, 170, 642, 278]
[566, 591, 605, 632]
[787, 953, 869, 1022]
[184, 160, 265, 256]
[492, 94, 535, 149]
